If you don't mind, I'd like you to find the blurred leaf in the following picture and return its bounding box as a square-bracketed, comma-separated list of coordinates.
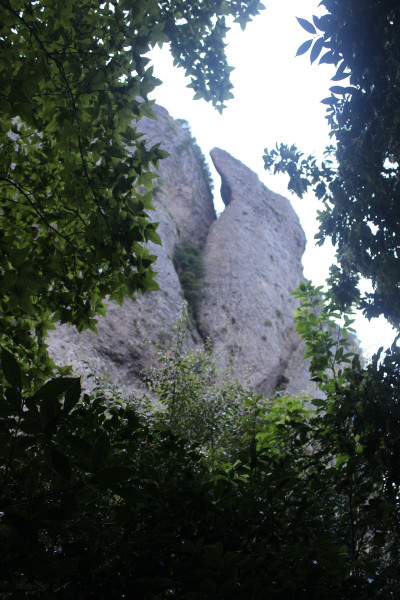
[296, 17, 317, 34]
[310, 37, 324, 64]
[1, 349, 22, 388]
[296, 39, 313, 56]
[64, 378, 81, 414]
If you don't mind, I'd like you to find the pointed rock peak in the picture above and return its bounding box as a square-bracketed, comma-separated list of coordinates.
[210, 147, 267, 208]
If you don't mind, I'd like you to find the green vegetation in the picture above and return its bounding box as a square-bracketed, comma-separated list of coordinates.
[1, 0, 400, 597]
[173, 241, 206, 324]
[2, 305, 399, 597]
[264, 0, 400, 327]
[0, 0, 263, 379]
[176, 120, 215, 192]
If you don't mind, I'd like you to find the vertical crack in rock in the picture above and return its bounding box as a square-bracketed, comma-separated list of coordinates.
[48, 107, 318, 399]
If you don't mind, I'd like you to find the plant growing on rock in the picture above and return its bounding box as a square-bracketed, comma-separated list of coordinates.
[173, 242, 207, 327]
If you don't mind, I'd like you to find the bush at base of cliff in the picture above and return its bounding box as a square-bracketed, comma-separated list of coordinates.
[2, 301, 400, 598]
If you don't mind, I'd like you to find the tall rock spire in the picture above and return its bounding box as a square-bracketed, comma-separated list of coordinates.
[198, 148, 306, 395]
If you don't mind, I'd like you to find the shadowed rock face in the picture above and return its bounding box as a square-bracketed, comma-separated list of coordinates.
[48, 106, 316, 399]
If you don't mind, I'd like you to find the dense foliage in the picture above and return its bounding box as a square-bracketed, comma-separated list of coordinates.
[2, 0, 400, 597]
[2, 303, 400, 597]
[0, 0, 264, 378]
[263, 0, 400, 327]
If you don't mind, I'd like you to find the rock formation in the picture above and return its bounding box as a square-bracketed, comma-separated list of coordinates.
[47, 105, 315, 399]
[199, 148, 306, 396]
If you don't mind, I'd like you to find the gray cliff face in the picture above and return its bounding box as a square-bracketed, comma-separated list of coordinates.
[47, 106, 315, 398]
[198, 148, 306, 395]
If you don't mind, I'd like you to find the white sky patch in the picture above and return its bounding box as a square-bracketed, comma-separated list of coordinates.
[148, 0, 395, 353]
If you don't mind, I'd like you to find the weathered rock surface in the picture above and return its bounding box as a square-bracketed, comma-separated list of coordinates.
[198, 148, 307, 395]
[48, 106, 316, 399]
[47, 105, 215, 396]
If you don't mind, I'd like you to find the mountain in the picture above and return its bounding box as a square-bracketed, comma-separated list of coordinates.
[47, 105, 315, 398]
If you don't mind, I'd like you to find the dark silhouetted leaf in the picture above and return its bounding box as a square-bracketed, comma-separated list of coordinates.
[1, 349, 22, 388]
[49, 446, 71, 480]
[331, 61, 349, 81]
[91, 432, 110, 472]
[64, 378, 81, 414]
[296, 17, 316, 34]
[330, 85, 353, 95]
[32, 377, 77, 401]
[321, 96, 339, 105]
[296, 39, 313, 56]
[310, 37, 324, 63]
[319, 50, 336, 64]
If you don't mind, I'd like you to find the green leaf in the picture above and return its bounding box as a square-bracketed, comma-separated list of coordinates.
[1, 349, 22, 388]
[91, 432, 110, 472]
[48, 446, 72, 480]
[145, 226, 161, 245]
[64, 378, 81, 414]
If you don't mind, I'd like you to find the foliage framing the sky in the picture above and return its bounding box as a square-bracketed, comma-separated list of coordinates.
[264, 0, 400, 328]
[0, 0, 264, 378]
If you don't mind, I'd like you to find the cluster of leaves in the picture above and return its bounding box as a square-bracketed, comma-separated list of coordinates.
[173, 242, 207, 326]
[0, 0, 265, 380]
[163, 0, 265, 109]
[2, 300, 400, 597]
[145, 306, 254, 456]
[0, 347, 214, 598]
[293, 280, 360, 393]
[263, 0, 400, 327]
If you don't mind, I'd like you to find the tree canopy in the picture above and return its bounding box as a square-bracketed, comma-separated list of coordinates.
[263, 0, 400, 328]
[0, 0, 264, 378]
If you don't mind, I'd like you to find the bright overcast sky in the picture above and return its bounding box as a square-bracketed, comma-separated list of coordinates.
[148, 0, 395, 356]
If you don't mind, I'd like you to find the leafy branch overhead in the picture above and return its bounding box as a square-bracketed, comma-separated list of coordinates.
[264, 0, 400, 328]
[0, 0, 264, 378]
